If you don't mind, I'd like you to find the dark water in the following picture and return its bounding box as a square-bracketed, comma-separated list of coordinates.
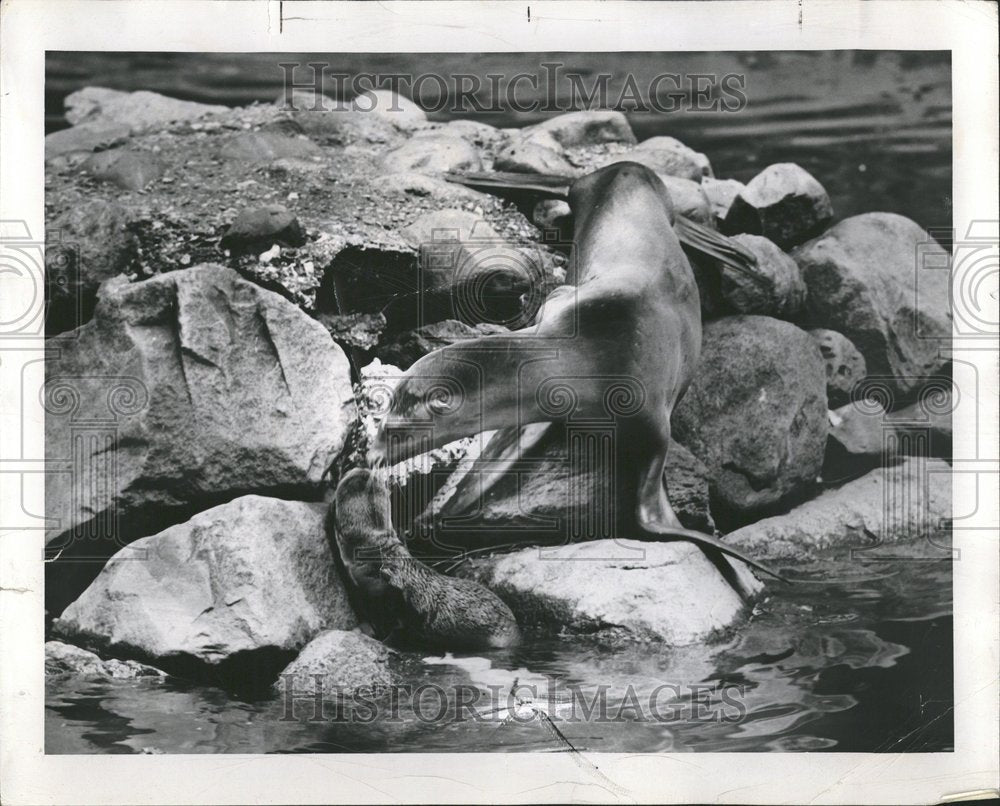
[44, 52, 953, 754]
[46, 550, 953, 754]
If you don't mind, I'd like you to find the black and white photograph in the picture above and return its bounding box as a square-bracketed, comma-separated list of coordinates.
[1, 1, 997, 803]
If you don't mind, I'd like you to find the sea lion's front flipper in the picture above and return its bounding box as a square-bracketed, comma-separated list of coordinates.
[438, 422, 555, 519]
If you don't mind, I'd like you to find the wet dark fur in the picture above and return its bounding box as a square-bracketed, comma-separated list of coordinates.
[331, 468, 521, 650]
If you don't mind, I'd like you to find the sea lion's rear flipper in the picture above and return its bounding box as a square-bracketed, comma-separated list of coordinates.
[438, 422, 555, 518]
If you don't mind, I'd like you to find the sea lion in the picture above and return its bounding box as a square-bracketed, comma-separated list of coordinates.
[331, 467, 521, 650]
[369, 161, 784, 585]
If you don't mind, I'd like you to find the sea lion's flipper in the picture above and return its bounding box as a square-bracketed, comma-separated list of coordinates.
[439, 422, 555, 518]
[442, 171, 572, 200]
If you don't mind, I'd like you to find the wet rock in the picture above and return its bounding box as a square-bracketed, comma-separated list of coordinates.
[44, 265, 355, 613]
[723, 163, 834, 248]
[379, 135, 482, 175]
[352, 89, 426, 130]
[658, 175, 714, 226]
[809, 329, 867, 408]
[422, 429, 716, 547]
[52, 496, 357, 677]
[794, 213, 951, 397]
[45, 120, 131, 161]
[720, 234, 806, 317]
[45, 641, 166, 680]
[725, 458, 951, 562]
[45, 199, 137, 335]
[218, 131, 323, 163]
[316, 311, 388, 352]
[523, 110, 636, 147]
[607, 136, 713, 181]
[702, 177, 746, 226]
[494, 140, 576, 175]
[377, 320, 509, 370]
[456, 539, 760, 644]
[532, 199, 572, 231]
[81, 149, 164, 191]
[673, 315, 828, 519]
[64, 87, 228, 134]
[221, 204, 306, 254]
[274, 630, 393, 698]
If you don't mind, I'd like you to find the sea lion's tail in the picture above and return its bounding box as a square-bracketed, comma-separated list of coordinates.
[443, 170, 762, 282]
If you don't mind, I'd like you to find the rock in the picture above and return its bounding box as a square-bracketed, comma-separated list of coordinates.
[493, 140, 576, 175]
[377, 320, 509, 370]
[725, 458, 951, 562]
[673, 316, 828, 519]
[723, 163, 834, 248]
[457, 539, 760, 644]
[657, 175, 714, 226]
[221, 204, 306, 253]
[276, 89, 347, 112]
[421, 428, 716, 546]
[395, 209, 545, 328]
[379, 135, 482, 175]
[45, 199, 137, 335]
[64, 87, 228, 134]
[611, 136, 713, 181]
[45, 120, 131, 161]
[44, 265, 355, 614]
[316, 311, 387, 352]
[885, 390, 953, 460]
[523, 110, 636, 147]
[81, 149, 164, 191]
[809, 329, 867, 408]
[218, 132, 322, 163]
[720, 234, 806, 317]
[702, 177, 747, 225]
[274, 630, 393, 698]
[440, 119, 502, 146]
[52, 496, 357, 678]
[45, 641, 166, 680]
[532, 199, 572, 231]
[352, 89, 427, 131]
[824, 401, 886, 474]
[794, 213, 951, 397]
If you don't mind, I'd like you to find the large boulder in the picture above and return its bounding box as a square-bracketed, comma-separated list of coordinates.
[720, 233, 806, 318]
[81, 149, 164, 191]
[53, 496, 357, 680]
[352, 89, 427, 131]
[658, 175, 713, 226]
[605, 136, 712, 181]
[725, 458, 951, 562]
[217, 131, 323, 163]
[723, 163, 833, 248]
[456, 539, 761, 644]
[701, 177, 746, 225]
[45, 199, 137, 335]
[522, 110, 636, 147]
[794, 213, 952, 397]
[64, 87, 228, 133]
[45, 120, 131, 162]
[274, 630, 394, 698]
[493, 140, 576, 175]
[673, 316, 828, 519]
[809, 329, 868, 408]
[44, 265, 355, 610]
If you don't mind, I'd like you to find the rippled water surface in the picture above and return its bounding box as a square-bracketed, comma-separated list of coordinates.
[45, 51, 953, 754]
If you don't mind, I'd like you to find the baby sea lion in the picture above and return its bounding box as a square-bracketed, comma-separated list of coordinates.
[331, 467, 521, 650]
[370, 161, 785, 586]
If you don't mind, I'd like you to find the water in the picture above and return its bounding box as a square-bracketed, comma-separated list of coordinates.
[46, 550, 953, 754]
[44, 52, 953, 754]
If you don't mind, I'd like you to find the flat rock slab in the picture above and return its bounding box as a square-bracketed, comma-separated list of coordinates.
[457, 539, 762, 645]
[725, 458, 951, 562]
[53, 496, 357, 677]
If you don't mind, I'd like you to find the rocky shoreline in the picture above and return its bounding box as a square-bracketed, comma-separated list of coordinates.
[45, 86, 952, 695]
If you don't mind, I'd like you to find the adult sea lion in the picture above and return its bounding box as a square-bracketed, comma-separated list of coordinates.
[331, 467, 521, 650]
[370, 161, 784, 585]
